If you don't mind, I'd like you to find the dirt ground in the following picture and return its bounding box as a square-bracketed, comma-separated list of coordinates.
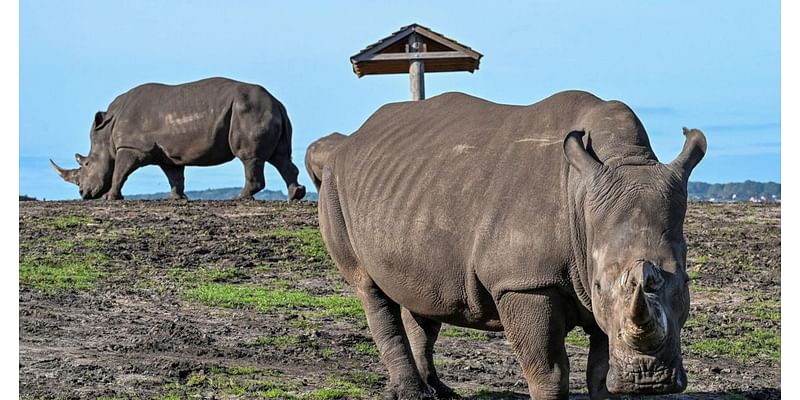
[19, 200, 780, 399]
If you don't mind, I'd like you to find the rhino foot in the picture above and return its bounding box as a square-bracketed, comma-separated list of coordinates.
[168, 193, 188, 201]
[382, 382, 435, 400]
[103, 192, 123, 200]
[288, 184, 306, 202]
[428, 381, 459, 399]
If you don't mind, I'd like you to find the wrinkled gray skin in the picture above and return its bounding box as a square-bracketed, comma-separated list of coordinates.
[305, 132, 347, 191]
[318, 91, 706, 400]
[51, 77, 306, 201]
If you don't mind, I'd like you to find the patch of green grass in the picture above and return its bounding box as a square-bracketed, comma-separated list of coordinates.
[304, 378, 365, 400]
[186, 283, 363, 320]
[83, 239, 101, 248]
[346, 372, 382, 387]
[259, 388, 299, 399]
[687, 270, 701, 281]
[690, 328, 780, 362]
[692, 254, 711, 265]
[185, 371, 207, 387]
[48, 215, 93, 229]
[19, 257, 106, 293]
[565, 330, 590, 347]
[54, 239, 74, 251]
[255, 335, 302, 347]
[354, 342, 379, 357]
[263, 227, 329, 261]
[227, 366, 261, 375]
[319, 347, 336, 358]
[746, 300, 780, 321]
[440, 326, 489, 341]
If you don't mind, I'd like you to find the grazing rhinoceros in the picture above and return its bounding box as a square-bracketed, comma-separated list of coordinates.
[318, 91, 706, 399]
[51, 77, 306, 201]
[304, 132, 347, 190]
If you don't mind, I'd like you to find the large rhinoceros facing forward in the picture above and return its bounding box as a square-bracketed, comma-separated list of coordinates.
[51, 77, 306, 201]
[318, 91, 706, 399]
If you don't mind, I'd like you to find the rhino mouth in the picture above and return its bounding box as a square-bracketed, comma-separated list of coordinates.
[606, 354, 687, 395]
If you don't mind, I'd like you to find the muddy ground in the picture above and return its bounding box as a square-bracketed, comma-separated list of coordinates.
[19, 200, 780, 399]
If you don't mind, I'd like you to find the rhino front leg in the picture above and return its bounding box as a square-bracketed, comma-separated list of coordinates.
[585, 326, 611, 400]
[237, 158, 265, 200]
[160, 165, 188, 200]
[497, 289, 569, 400]
[104, 148, 148, 200]
[359, 280, 432, 400]
[401, 308, 458, 399]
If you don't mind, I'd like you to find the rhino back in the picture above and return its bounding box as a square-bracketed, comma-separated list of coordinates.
[106, 77, 279, 165]
[328, 91, 656, 319]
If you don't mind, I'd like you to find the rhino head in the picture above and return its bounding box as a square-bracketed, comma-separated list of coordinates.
[564, 128, 706, 395]
[50, 111, 115, 199]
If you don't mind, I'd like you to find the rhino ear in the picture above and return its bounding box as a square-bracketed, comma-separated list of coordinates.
[563, 131, 601, 175]
[669, 127, 707, 178]
[94, 111, 111, 130]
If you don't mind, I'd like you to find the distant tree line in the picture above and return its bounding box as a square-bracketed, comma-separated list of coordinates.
[687, 180, 780, 201]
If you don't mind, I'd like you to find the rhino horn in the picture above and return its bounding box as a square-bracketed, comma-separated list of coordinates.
[75, 153, 87, 164]
[623, 263, 667, 351]
[50, 159, 80, 185]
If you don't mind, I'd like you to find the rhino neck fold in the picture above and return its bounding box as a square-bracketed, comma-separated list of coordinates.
[566, 166, 593, 312]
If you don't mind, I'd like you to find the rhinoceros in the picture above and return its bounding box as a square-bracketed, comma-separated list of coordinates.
[318, 91, 706, 399]
[51, 77, 306, 201]
[304, 132, 347, 190]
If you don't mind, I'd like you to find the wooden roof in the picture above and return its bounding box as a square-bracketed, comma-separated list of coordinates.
[351, 24, 483, 77]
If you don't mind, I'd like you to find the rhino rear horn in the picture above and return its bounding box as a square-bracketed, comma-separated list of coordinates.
[563, 131, 601, 175]
[75, 153, 87, 165]
[50, 159, 80, 185]
[670, 127, 707, 178]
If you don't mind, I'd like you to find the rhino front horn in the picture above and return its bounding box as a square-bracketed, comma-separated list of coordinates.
[50, 159, 80, 185]
[622, 264, 667, 352]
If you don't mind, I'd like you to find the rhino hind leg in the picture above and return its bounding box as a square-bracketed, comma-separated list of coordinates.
[401, 309, 459, 399]
[268, 152, 305, 201]
[497, 289, 570, 400]
[160, 165, 188, 200]
[237, 158, 266, 200]
[358, 280, 433, 400]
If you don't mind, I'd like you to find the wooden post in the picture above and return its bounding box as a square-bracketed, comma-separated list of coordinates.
[408, 33, 425, 100]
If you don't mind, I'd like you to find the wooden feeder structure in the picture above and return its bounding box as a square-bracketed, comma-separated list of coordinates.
[350, 24, 483, 101]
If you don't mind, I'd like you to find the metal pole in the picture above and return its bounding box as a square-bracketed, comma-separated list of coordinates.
[408, 33, 425, 100]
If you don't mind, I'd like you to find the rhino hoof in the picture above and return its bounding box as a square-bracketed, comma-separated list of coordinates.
[288, 184, 306, 202]
[429, 382, 459, 399]
[103, 192, 123, 200]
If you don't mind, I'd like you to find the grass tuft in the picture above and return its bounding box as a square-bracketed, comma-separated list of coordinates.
[263, 227, 329, 261]
[186, 283, 363, 320]
[20, 256, 106, 293]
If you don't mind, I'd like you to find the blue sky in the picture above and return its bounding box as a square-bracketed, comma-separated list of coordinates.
[20, 1, 780, 200]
